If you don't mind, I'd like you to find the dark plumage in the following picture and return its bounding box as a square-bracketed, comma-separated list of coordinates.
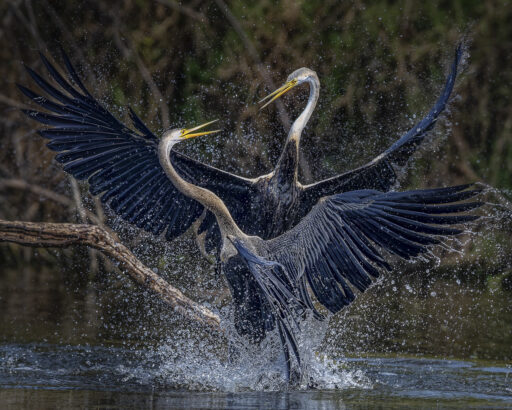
[19, 46, 473, 381]
[19, 46, 462, 246]
[228, 184, 482, 379]
[18, 51, 252, 240]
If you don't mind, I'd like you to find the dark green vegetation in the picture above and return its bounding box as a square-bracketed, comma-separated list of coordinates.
[0, 0, 511, 362]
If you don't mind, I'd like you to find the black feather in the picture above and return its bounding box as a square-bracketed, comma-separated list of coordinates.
[268, 184, 482, 321]
[60, 48, 93, 98]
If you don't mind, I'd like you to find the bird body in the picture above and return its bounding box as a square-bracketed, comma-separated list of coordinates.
[160, 130, 279, 342]
[199, 45, 464, 245]
[249, 170, 301, 238]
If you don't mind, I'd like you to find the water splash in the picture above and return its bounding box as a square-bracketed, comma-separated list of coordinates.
[128, 311, 369, 392]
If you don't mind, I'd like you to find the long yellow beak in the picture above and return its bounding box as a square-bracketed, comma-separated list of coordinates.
[181, 119, 221, 139]
[259, 79, 298, 110]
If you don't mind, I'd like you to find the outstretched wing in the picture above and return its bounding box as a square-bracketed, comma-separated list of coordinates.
[301, 44, 464, 208]
[19, 50, 253, 240]
[267, 184, 482, 314]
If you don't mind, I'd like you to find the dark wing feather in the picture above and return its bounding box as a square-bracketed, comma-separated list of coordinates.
[301, 44, 464, 207]
[19, 51, 253, 240]
[267, 184, 482, 314]
[231, 238, 307, 380]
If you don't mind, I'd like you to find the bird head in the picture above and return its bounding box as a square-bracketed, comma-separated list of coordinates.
[259, 67, 318, 110]
[161, 119, 220, 143]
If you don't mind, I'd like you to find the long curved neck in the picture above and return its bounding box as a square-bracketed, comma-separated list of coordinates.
[274, 75, 320, 185]
[159, 138, 244, 238]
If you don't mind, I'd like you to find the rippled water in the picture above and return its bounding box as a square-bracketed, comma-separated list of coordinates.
[0, 343, 511, 409]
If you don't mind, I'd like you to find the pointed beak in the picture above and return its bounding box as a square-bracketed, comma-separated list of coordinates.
[259, 79, 298, 110]
[181, 119, 221, 139]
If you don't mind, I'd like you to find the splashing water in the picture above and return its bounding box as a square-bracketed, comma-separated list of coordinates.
[1, 343, 510, 408]
[127, 309, 364, 392]
[1, 185, 510, 400]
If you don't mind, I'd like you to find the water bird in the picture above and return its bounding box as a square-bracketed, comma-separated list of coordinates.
[18, 45, 462, 251]
[159, 126, 482, 381]
[197, 44, 464, 252]
[18, 45, 471, 380]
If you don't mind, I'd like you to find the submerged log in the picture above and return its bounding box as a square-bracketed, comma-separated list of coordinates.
[0, 219, 221, 330]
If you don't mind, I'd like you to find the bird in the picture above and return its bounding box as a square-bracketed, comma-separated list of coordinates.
[19, 44, 464, 352]
[18, 44, 480, 382]
[18, 45, 462, 254]
[18, 45, 480, 382]
[197, 44, 465, 251]
[158, 126, 482, 382]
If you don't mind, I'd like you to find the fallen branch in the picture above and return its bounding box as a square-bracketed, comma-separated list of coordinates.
[0, 219, 221, 330]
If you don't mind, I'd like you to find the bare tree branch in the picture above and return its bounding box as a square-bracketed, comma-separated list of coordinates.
[0, 219, 222, 329]
[0, 178, 105, 227]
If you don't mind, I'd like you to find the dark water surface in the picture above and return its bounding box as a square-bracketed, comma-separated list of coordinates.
[0, 342, 511, 409]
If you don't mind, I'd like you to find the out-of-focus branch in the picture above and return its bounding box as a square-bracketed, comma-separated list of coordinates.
[112, 23, 171, 128]
[451, 127, 479, 181]
[0, 93, 30, 109]
[155, 0, 207, 22]
[70, 177, 99, 275]
[9, 0, 47, 53]
[39, 0, 99, 89]
[70, 178, 87, 222]
[0, 178, 105, 227]
[0, 219, 222, 329]
[213, 0, 289, 127]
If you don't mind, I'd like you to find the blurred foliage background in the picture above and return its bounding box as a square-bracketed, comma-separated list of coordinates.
[0, 0, 511, 360]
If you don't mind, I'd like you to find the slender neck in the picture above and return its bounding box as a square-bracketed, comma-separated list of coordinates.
[274, 75, 320, 184]
[159, 138, 244, 238]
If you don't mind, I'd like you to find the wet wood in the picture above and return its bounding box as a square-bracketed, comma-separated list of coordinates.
[0, 219, 221, 330]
